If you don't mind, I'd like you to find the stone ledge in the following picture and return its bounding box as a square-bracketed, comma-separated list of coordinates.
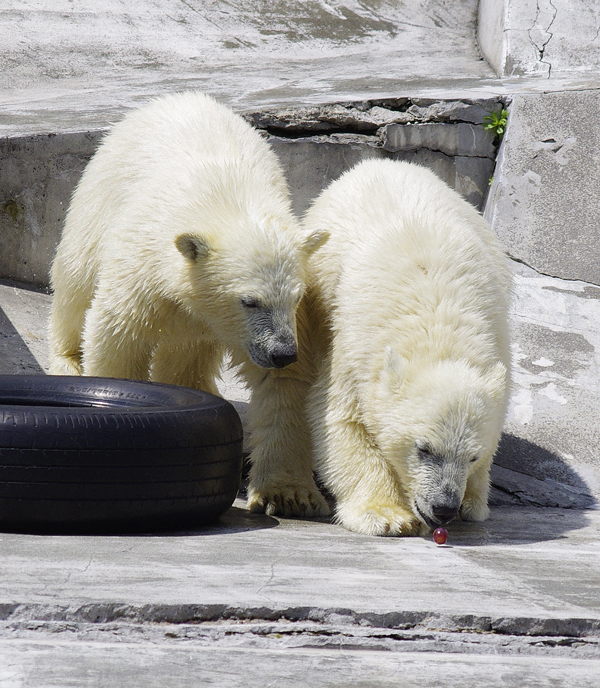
[0, 98, 502, 287]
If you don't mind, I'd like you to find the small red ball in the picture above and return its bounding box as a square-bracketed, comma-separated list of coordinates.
[433, 527, 449, 545]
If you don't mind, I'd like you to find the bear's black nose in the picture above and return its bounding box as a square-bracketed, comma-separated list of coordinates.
[431, 504, 459, 525]
[271, 351, 298, 368]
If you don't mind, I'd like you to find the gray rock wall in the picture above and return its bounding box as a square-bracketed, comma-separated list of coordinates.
[0, 132, 104, 287]
[0, 98, 500, 288]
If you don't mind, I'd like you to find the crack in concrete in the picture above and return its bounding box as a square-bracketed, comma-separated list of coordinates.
[528, 0, 558, 78]
[255, 556, 287, 602]
[270, 130, 496, 162]
[508, 254, 600, 289]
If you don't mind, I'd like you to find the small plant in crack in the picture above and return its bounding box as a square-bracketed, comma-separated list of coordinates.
[483, 109, 509, 141]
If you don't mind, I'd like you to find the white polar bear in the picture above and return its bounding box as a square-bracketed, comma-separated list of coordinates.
[298, 159, 512, 536]
[49, 92, 329, 517]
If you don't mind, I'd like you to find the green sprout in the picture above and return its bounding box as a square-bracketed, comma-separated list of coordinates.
[483, 108, 509, 140]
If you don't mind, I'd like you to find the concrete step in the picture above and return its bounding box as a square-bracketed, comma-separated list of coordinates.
[0, 503, 599, 686]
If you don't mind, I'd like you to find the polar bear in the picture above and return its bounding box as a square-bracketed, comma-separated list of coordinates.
[296, 159, 512, 536]
[49, 92, 329, 517]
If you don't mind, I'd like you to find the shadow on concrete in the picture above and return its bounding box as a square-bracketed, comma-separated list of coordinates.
[0, 305, 45, 375]
[449, 503, 592, 548]
[160, 507, 279, 537]
[491, 433, 596, 509]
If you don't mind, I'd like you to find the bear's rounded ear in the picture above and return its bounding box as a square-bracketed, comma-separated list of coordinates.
[175, 234, 211, 262]
[380, 345, 407, 393]
[302, 229, 329, 255]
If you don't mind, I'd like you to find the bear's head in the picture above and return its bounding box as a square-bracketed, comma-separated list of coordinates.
[377, 349, 509, 529]
[174, 222, 328, 369]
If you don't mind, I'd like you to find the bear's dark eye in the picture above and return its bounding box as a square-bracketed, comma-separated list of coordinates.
[415, 440, 435, 461]
[470, 456, 480, 463]
[241, 297, 260, 309]
[415, 439, 434, 458]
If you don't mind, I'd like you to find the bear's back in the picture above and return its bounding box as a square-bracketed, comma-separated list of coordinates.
[306, 159, 511, 376]
[53, 93, 292, 287]
[75, 92, 285, 221]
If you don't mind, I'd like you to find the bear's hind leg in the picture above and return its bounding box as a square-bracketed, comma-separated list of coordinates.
[151, 340, 223, 396]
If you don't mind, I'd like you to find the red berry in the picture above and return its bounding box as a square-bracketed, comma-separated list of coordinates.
[433, 527, 448, 545]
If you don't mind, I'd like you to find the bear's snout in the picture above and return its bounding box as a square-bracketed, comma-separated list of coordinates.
[415, 495, 461, 528]
[271, 351, 298, 368]
[430, 502, 460, 526]
[248, 337, 298, 369]
[265, 328, 298, 368]
[269, 344, 298, 369]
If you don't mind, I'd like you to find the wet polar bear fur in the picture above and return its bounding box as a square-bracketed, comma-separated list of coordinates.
[49, 92, 330, 517]
[302, 159, 512, 536]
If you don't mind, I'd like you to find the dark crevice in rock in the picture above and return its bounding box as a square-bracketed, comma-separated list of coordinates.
[4, 603, 600, 641]
[244, 97, 506, 137]
[264, 125, 379, 139]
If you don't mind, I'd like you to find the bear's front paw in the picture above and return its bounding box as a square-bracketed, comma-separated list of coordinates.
[247, 483, 331, 518]
[459, 496, 489, 522]
[336, 501, 426, 537]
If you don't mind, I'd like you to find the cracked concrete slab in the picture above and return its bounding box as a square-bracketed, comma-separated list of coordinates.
[498, 261, 600, 503]
[0, 0, 495, 138]
[0, 503, 599, 624]
[3, 616, 600, 658]
[2, 0, 600, 142]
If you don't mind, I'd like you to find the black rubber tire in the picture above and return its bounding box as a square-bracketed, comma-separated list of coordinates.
[0, 375, 243, 534]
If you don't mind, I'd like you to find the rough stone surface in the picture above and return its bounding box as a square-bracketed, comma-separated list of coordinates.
[382, 122, 496, 158]
[498, 261, 600, 502]
[0, 502, 599, 688]
[0, 504, 599, 622]
[3, 441, 600, 688]
[247, 99, 502, 132]
[0, 132, 103, 286]
[486, 90, 600, 285]
[270, 132, 494, 217]
[2, 1, 600, 141]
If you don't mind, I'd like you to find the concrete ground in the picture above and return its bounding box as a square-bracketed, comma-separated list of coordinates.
[2, 0, 600, 685]
[1, 505, 600, 687]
